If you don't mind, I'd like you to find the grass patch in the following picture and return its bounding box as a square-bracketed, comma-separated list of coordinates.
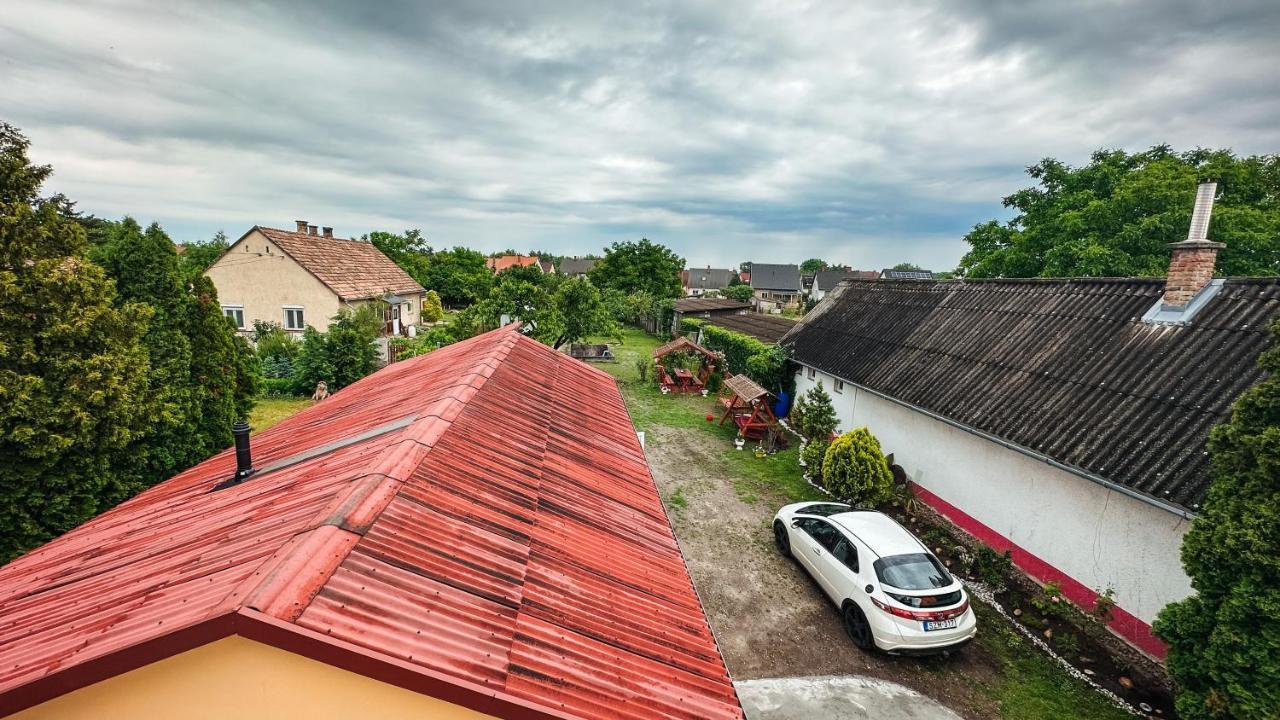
[667, 486, 688, 511]
[973, 602, 1132, 720]
[590, 327, 823, 507]
[249, 396, 312, 431]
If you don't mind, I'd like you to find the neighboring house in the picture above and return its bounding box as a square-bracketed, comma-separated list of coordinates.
[672, 297, 751, 332]
[486, 254, 543, 273]
[205, 221, 425, 337]
[782, 182, 1276, 658]
[809, 269, 878, 302]
[683, 267, 737, 296]
[538, 258, 555, 274]
[698, 312, 796, 345]
[558, 257, 598, 278]
[0, 325, 744, 720]
[748, 263, 803, 311]
[879, 268, 936, 280]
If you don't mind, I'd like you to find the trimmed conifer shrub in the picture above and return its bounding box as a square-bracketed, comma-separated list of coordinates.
[1154, 319, 1280, 720]
[822, 427, 893, 506]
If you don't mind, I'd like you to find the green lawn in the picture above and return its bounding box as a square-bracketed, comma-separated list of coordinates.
[248, 396, 312, 431]
[589, 327, 822, 505]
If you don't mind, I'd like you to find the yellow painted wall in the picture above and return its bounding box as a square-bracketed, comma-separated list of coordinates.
[11, 636, 499, 720]
[205, 229, 343, 333]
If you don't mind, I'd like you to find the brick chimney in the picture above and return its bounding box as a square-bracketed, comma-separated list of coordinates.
[322, 226, 333, 238]
[295, 219, 308, 232]
[1162, 181, 1224, 309]
[308, 224, 319, 236]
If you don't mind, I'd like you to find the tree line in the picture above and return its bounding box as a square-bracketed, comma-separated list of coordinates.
[0, 124, 256, 560]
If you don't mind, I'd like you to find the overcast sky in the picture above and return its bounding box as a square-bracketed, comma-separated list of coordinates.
[3, 1, 1278, 270]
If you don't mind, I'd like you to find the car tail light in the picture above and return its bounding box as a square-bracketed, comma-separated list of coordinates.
[872, 596, 970, 622]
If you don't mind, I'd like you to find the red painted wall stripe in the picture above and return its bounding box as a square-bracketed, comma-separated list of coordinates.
[909, 482, 1168, 659]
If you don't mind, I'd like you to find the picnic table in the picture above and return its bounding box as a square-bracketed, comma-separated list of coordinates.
[671, 368, 703, 393]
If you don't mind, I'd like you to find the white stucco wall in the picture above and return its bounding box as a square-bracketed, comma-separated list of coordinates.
[794, 366, 1194, 627]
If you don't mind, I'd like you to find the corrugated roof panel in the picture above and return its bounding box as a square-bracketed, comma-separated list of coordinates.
[784, 278, 1280, 510]
[0, 325, 741, 719]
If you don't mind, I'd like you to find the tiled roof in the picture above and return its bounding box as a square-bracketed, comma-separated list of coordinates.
[748, 264, 801, 291]
[684, 268, 736, 290]
[0, 326, 742, 720]
[673, 297, 751, 313]
[782, 278, 1280, 512]
[253, 227, 424, 301]
[559, 258, 598, 276]
[813, 270, 877, 290]
[487, 255, 542, 273]
[703, 313, 797, 344]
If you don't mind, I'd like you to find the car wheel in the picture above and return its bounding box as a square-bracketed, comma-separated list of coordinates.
[773, 521, 791, 557]
[843, 603, 875, 651]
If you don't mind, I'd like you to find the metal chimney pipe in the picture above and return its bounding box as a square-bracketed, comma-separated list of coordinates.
[233, 421, 255, 480]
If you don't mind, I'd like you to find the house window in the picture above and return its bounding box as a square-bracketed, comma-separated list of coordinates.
[283, 306, 305, 330]
[807, 367, 815, 380]
[221, 305, 244, 329]
[833, 379, 845, 394]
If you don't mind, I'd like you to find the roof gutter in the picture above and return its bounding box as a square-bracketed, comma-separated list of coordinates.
[809, 367, 1197, 520]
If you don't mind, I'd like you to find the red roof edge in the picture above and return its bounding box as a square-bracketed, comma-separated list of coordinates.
[0, 613, 239, 717]
[0, 609, 578, 719]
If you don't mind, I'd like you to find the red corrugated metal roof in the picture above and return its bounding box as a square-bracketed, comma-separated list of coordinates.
[0, 326, 742, 719]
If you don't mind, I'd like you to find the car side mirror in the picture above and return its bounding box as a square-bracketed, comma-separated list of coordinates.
[790, 520, 801, 529]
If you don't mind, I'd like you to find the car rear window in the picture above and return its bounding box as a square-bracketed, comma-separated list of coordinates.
[874, 553, 953, 590]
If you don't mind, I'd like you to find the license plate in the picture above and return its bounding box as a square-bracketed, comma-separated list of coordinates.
[923, 618, 959, 631]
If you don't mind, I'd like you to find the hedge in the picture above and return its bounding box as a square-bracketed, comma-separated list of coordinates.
[681, 318, 788, 391]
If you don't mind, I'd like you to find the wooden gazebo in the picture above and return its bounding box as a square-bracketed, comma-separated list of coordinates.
[718, 374, 785, 446]
[652, 336, 721, 393]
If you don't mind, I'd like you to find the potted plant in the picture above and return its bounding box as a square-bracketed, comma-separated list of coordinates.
[753, 444, 767, 459]
[734, 433, 746, 450]
[700, 388, 709, 397]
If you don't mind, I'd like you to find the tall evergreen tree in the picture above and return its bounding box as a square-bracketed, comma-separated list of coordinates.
[0, 123, 155, 560]
[91, 219, 196, 481]
[92, 219, 257, 483]
[1155, 320, 1280, 719]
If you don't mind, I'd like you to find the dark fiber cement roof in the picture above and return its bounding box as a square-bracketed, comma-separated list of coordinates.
[749, 264, 801, 291]
[704, 313, 798, 344]
[674, 297, 752, 313]
[782, 278, 1280, 512]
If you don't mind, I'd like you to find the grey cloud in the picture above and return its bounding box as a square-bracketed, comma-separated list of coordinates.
[1, 0, 1277, 270]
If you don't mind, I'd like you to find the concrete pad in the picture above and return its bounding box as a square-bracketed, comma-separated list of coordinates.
[736, 676, 964, 720]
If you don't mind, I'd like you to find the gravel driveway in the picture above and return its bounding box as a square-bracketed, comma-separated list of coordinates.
[645, 426, 1003, 718]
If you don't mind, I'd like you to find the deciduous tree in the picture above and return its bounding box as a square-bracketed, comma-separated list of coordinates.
[959, 147, 1280, 278]
[589, 238, 684, 299]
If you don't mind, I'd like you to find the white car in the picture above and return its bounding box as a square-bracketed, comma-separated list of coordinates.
[773, 501, 977, 654]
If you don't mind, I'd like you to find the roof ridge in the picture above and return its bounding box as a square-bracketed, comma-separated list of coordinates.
[216, 328, 522, 622]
